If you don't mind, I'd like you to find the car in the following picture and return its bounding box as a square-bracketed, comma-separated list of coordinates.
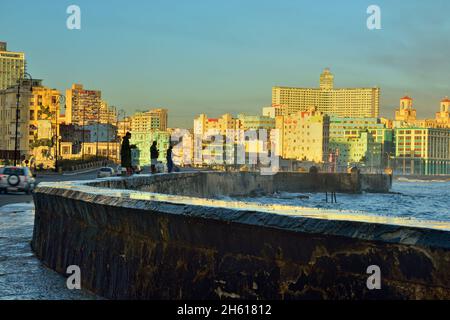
[97, 167, 115, 178]
[116, 165, 142, 175]
[0, 166, 36, 194]
[115, 165, 129, 176]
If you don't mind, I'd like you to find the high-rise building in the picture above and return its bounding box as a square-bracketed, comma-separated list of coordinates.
[272, 68, 380, 118]
[65, 84, 102, 126]
[275, 107, 330, 163]
[28, 81, 62, 152]
[98, 101, 117, 125]
[0, 79, 61, 162]
[130, 108, 168, 133]
[393, 127, 450, 175]
[0, 42, 26, 90]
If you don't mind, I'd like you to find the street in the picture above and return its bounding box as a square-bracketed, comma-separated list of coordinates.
[0, 169, 100, 300]
[0, 170, 98, 207]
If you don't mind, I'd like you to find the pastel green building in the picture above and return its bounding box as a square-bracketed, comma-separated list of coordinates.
[329, 117, 392, 169]
[130, 131, 171, 166]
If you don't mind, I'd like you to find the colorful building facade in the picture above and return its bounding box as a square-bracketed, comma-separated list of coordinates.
[272, 68, 380, 118]
[275, 107, 330, 163]
[393, 127, 450, 175]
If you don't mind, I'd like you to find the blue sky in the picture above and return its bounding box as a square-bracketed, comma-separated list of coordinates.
[1, 0, 450, 127]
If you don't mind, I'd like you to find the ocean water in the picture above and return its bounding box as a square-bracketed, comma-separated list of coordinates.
[232, 180, 450, 224]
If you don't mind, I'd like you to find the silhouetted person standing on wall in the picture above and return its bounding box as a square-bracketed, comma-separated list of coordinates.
[121, 132, 136, 175]
[166, 145, 174, 173]
[150, 141, 159, 174]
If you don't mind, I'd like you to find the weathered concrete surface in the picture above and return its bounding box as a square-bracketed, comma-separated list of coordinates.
[31, 173, 450, 300]
[91, 171, 391, 197]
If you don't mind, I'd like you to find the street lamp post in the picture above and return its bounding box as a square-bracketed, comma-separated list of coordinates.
[96, 104, 100, 160]
[106, 107, 110, 161]
[54, 95, 66, 173]
[14, 72, 33, 166]
[82, 105, 86, 161]
[114, 107, 122, 163]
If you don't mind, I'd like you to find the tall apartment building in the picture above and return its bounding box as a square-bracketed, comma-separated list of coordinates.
[275, 107, 330, 163]
[28, 81, 62, 147]
[65, 84, 103, 125]
[99, 101, 117, 125]
[0, 42, 26, 90]
[0, 79, 61, 161]
[272, 68, 380, 118]
[393, 127, 450, 175]
[130, 108, 168, 133]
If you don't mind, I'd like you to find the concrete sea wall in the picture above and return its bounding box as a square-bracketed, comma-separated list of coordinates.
[31, 172, 450, 299]
[90, 171, 391, 197]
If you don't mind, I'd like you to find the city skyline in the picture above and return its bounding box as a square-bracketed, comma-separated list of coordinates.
[1, 0, 450, 128]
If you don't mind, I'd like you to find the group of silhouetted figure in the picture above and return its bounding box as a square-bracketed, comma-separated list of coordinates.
[120, 131, 175, 176]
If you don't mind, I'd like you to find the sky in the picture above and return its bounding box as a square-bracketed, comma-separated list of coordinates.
[1, 0, 450, 128]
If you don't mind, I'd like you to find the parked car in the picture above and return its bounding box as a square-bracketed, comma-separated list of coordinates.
[115, 165, 142, 175]
[116, 165, 124, 176]
[97, 167, 115, 178]
[0, 166, 36, 194]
